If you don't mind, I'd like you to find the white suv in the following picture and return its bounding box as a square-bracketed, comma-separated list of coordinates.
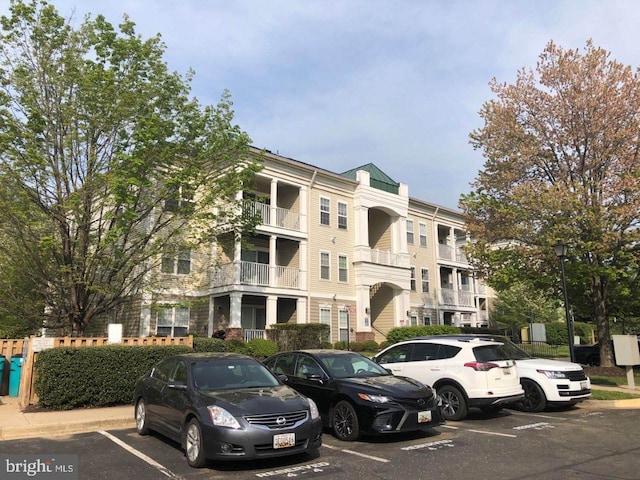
[434, 334, 591, 412]
[373, 337, 524, 420]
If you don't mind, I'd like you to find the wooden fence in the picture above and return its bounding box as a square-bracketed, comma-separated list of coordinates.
[3, 336, 194, 410]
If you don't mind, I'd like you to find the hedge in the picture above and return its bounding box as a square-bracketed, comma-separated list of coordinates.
[385, 325, 461, 344]
[34, 345, 192, 410]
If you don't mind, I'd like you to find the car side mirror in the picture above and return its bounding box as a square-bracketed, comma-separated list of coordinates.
[277, 374, 289, 383]
[306, 373, 324, 383]
[384, 368, 393, 375]
[168, 381, 188, 391]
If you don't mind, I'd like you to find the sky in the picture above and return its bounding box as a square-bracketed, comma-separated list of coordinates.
[2, 0, 640, 210]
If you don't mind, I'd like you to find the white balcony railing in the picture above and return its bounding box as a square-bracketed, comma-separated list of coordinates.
[439, 287, 456, 306]
[249, 201, 301, 232]
[369, 248, 403, 266]
[212, 261, 300, 289]
[438, 243, 454, 260]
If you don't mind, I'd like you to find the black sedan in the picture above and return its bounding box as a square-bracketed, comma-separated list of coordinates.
[133, 352, 323, 467]
[263, 349, 444, 441]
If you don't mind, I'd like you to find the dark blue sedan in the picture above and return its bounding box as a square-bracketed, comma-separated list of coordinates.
[133, 352, 323, 467]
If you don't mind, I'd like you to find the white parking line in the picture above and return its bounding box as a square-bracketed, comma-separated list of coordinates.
[323, 443, 389, 463]
[98, 431, 182, 479]
[440, 424, 516, 437]
[509, 411, 568, 420]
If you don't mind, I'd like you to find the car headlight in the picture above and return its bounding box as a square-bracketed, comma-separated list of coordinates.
[207, 406, 241, 429]
[357, 393, 391, 403]
[307, 398, 320, 419]
[537, 370, 568, 379]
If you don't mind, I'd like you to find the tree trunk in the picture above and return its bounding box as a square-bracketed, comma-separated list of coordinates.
[592, 275, 613, 367]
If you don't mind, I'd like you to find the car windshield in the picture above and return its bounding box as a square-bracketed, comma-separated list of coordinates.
[192, 358, 280, 390]
[319, 353, 391, 378]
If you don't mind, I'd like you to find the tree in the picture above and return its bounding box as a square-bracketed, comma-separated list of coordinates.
[461, 40, 640, 367]
[0, 0, 260, 335]
[491, 281, 561, 332]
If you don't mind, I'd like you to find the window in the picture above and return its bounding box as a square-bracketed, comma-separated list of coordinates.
[156, 306, 190, 337]
[411, 343, 440, 361]
[161, 246, 191, 274]
[421, 268, 429, 293]
[419, 223, 427, 247]
[409, 315, 419, 326]
[339, 309, 349, 342]
[338, 202, 347, 229]
[423, 315, 431, 325]
[338, 254, 348, 282]
[320, 307, 331, 338]
[406, 220, 414, 244]
[164, 183, 194, 212]
[410, 267, 416, 291]
[320, 197, 330, 226]
[320, 251, 330, 280]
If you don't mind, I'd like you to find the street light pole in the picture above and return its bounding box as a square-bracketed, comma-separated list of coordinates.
[553, 240, 575, 363]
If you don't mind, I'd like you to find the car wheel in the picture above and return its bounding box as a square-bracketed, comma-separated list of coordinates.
[135, 398, 150, 435]
[517, 379, 547, 413]
[438, 385, 468, 421]
[185, 419, 207, 468]
[332, 400, 360, 441]
[480, 405, 504, 415]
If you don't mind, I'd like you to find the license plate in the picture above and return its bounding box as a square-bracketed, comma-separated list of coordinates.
[418, 410, 432, 423]
[581, 381, 588, 389]
[273, 433, 295, 449]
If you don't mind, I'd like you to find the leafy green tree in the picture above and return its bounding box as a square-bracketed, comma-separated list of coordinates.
[491, 282, 561, 330]
[461, 40, 640, 366]
[0, 1, 260, 335]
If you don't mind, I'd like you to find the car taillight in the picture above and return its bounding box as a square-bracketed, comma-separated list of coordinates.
[464, 361, 499, 371]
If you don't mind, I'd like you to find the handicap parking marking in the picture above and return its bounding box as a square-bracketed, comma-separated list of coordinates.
[98, 430, 181, 479]
[255, 461, 343, 478]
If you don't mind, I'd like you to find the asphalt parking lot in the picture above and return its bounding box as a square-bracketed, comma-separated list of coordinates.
[1, 405, 639, 479]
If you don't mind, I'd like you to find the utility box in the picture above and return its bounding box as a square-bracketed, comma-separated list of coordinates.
[612, 335, 640, 366]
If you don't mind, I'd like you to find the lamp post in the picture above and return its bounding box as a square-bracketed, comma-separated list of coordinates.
[553, 240, 575, 362]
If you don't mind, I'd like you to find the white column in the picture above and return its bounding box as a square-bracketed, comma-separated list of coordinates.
[266, 295, 277, 327]
[207, 297, 214, 336]
[269, 235, 277, 287]
[298, 240, 308, 290]
[297, 297, 307, 324]
[394, 288, 411, 327]
[270, 178, 278, 227]
[299, 185, 308, 234]
[356, 285, 371, 331]
[229, 292, 242, 328]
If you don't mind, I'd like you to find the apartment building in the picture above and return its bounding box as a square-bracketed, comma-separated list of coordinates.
[98, 148, 492, 343]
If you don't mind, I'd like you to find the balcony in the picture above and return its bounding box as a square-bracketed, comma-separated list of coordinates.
[249, 201, 301, 232]
[212, 261, 300, 289]
[437, 244, 468, 264]
[438, 287, 475, 307]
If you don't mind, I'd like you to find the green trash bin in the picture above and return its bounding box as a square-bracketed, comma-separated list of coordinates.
[0, 355, 6, 395]
[9, 354, 23, 397]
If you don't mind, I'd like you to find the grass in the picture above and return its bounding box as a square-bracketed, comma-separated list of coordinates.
[590, 389, 640, 400]
[589, 375, 640, 387]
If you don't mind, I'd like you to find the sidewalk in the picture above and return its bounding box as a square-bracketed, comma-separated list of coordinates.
[0, 395, 134, 441]
[1, 387, 639, 442]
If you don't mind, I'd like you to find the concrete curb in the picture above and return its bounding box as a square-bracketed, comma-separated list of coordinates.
[0, 418, 135, 441]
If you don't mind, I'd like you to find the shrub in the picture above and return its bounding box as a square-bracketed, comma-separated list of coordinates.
[34, 345, 192, 410]
[226, 339, 250, 354]
[267, 323, 330, 350]
[386, 325, 460, 344]
[192, 337, 227, 352]
[362, 340, 379, 352]
[348, 342, 365, 352]
[333, 341, 348, 350]
[247, 338, 278, 359]
[545, 322, 567, 345]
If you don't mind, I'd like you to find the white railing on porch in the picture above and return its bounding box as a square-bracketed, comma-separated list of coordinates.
[369, 248, 402, 266]
[244, 329, 266, 342]
[249, 201, 301, 232]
